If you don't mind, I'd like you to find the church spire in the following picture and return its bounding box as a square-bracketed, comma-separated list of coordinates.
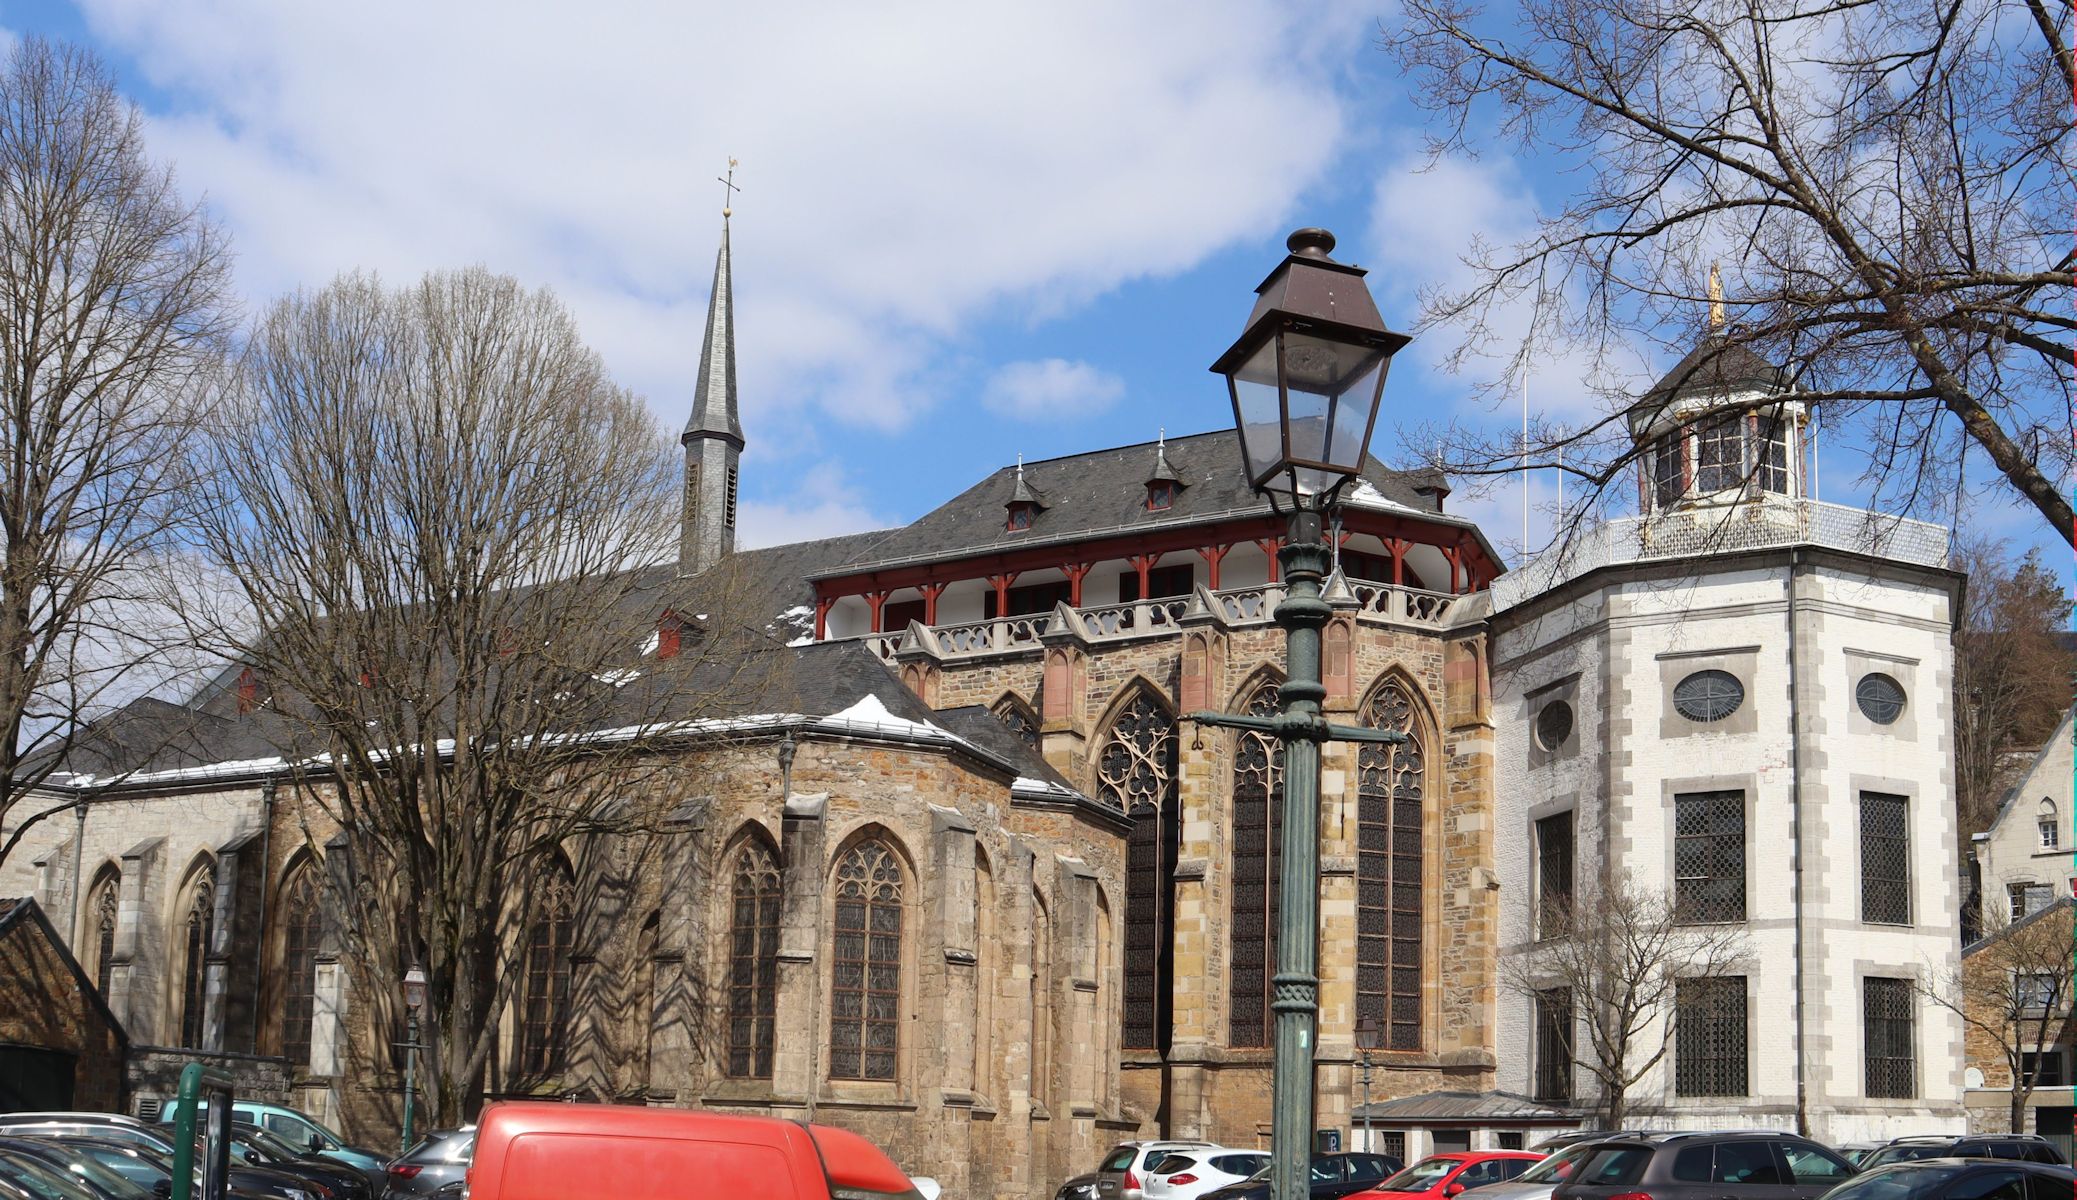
[681, 162, 744, 576]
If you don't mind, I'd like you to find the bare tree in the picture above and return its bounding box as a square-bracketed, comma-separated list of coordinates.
[1392, 0, 2074, 543]
[1923, 900, 2076, 1132]
[1951, 537, 2075, 837]
[186, 268, 775, 1125]
[1504, 875, 1750, 1126]
[0, 37, 231, 868]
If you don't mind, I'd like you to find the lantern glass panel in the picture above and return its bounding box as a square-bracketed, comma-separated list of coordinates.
[1279, 329, 1386, 482]
[1227, 337, 1284, 488]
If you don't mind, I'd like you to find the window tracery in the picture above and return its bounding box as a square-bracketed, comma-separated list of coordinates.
[726, 840, 781, 1078]
[179, 867, 216, 1049]
[89, 873, 118, 998]
[1096, 691, 1178, 1052]
[1357, 681, 1424, 1052]
[1229, 681, 1284, 1048]
[278, 868, 322, 1067]
[830, 838, 904, 1081]
[520, 865, 575, 1076]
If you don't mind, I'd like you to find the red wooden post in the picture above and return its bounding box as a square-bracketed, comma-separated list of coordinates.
[1255, 537, 1284, 583]
[866, 590, 890, 633]
[1197, 544, 1231, 590]
[813, 596, 833, 641]
[1061, 562, 1093, 607]
[1388, 538, 1411, 587]
[657, 610, 681, 660]
[1129, 553, 1161, 601]
[987, 572, 1019, 618]
[1443, 546, 1463, 595]
[919, 581, 948, 625]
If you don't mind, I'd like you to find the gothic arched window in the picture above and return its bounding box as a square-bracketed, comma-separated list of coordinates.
[830, 838, 904, 1081]
[87, 871, 119, 997]
[278, 867, 322, 1067]
[1357, 681, 1425, 1052]
[179, 867, 216, 1049]
[1096, 690, 1179, 1052]
[520, 863, 575, 1077]
[725, 840, 782, 1079]
[1229, 681, 1284, 1048]
[992, 694, 1040, 750]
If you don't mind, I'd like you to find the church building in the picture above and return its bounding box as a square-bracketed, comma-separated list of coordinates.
[0, 222, 1966, 1194]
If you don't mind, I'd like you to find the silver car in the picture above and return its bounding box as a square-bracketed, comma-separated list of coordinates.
[382, 1128, 473, 1200]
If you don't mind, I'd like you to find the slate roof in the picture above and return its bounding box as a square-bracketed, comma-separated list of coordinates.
[815, 429, 1467, 576]
[1352, 1089, 1579, 1122]
[1965, 895, 2075, 955]
[1644, 335, 1786, 403]
[932, 705, 1075, 792]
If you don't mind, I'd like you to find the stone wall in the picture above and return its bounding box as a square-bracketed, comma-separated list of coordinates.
[0, 899, 128, 1113]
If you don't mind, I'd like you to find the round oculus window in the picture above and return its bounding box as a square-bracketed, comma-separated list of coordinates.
[1856, 673, 1906, 725]
[1672, 669, 1744, 723]
[1536, 700, 1574, 751]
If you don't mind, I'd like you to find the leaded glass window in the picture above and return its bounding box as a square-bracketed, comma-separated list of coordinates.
[1536, 812, 1574, 938]
[1752, 413, 1790, 493]
[1228, 681, 1284, 1048]
[90, 875, 118, 997]
[1096, 691, 1178, 1052]
[278, 869, 322, 1067]
[1860, 792, 1910, 925]
[1856, 674, 1906, 725]
[992, 694, 1039, 750]
[1653, 433, 1685, 508]
[726, 841, 782, 1078]
[520, 867, 575, 1077]
[1672, 670, 1744, 723]
[830, 838, 903, 1081]
[1533, 987, 1573, 1103]
[1356, 681, 1424, 1052]
[1675, 976, 1748, 1096]
[1694, 415, 1743, 492]
[1674, 791, 1746, 923]
[179, 868, 215, 1049]
[1863, 977, 1916, 1098]
[1535, 700, 1573, 751]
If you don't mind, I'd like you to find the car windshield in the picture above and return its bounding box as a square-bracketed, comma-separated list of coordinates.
[1518, 1144, 1596, 1183]
[1819, 1166, 1973, 1200]
[239, 1128, 309, 1161]
[1378, 1158, 1462, 1191]
[1865, 1146, 1952, 1168]
[35, 1152, 153, 1200]
[0, 1153, 104, 1200]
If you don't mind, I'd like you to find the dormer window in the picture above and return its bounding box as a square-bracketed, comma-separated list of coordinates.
[1006, 502, 1037, 531]
[1144, 434, 1184, 512]
[1004, 459, 1046, 531]
[1145, 480, 1178, 511]
[1646, 406, 1796, 511]
[657, 610, 683, 660]
[235, 667, 260, 715]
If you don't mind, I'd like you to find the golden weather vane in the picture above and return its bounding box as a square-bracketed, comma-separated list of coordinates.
[719, 156, 740, 219]
[1708, 262, 1725, 330]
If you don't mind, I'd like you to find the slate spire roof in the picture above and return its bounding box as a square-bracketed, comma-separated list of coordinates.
[683, 216, 743, 449]
[1643, 332, 1786, 404]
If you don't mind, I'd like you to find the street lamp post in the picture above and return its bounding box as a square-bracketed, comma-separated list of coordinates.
[1355, 1015, 1381, 1154]
[1191, 228, 1412, 1200]
[402, 965, 427, 1153]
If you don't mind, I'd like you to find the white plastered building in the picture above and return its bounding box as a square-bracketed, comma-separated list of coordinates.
[1485, 335, 1967, 1142]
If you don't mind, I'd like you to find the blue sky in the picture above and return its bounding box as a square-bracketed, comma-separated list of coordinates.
[3, 0, 2060, 574]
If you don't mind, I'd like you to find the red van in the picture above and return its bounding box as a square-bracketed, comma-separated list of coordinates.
[465, 1101, 925, 1200]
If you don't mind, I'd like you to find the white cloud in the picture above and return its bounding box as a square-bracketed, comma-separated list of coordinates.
[735, 460, 894, 550]
[980, 358, 1124, 421]
[59, 0, 1364, 434]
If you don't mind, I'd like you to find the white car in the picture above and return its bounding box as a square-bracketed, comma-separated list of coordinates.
[1142, 1148, 1272, 1200]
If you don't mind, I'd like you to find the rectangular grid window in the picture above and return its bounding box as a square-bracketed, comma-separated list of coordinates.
[1864, 977, 1917, 1098]
[1536, 812, 1574, 938]
[1674, 791, 1746, 923]
[2010, 883, 2053, 921]
[1533, 987, 1574, 1103]
[1373, 1132, 1406, 1162]
[1654, 437, 1686, 508]
[2023, 1051, 2066, 1088]
[1860, 792, 1911, 925]
[1694, 416, 1743, 491]
[1751, 414, 1790, 492]
[1674, 976, 1749, 1096]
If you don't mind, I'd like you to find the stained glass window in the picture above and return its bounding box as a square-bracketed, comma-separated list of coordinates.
[1856, 674, 1906, 725]
[520, 866, 575, 1076]
[992, 694, 1040, 750]
[278, 869, 322, 1067]
[1228, 682, 1284, 1048]
[1096, 691, 1178, 1052]
[179, 868, 215, 1049]
[89, 875, 118, 998]
[726, 841, 782, 1078]
[1356, 681, 1424, 1052]
[830, 838, 903, 1081]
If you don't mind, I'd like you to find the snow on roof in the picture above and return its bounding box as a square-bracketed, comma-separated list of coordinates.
[1341, 477, 1425, 516]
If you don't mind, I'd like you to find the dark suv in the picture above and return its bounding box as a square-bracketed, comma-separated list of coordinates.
[1551, 1131, 1858, 1200]
[1861, 1137, 2067, 1169]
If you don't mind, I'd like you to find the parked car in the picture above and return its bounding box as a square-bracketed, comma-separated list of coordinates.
[162, 1104, 386, 1185]
[1550, 1132, 1856, 1200]
[1815, 1159, 2075, 1200]
[1142, 1149, 1272, 1200]
[227, 1126, 370, 1200]
[1349, 1152, 1546, 1199]
[0, 1118, 172, 1155]
[1057, 1172, 1103, 1200]
[1096, 1141, 1223, 1200]
[30, 1134, 328, 1200]
[1460, 1141, 1613, 1200]
[0, 1137, 157, 1200]
[1835, 1146, 1884, 1168]
[1200, 1153, 1409, 1200]
[465, 1100, 926, 1200]
[0, 1147, 116, 1200]
[382, 1129, 474, 1200]
[1860, 1138, 2067, 1168]
[1530, 1134, 1650, 1154]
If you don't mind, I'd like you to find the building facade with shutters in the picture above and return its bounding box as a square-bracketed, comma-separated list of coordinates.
[1486, 334, 1968, 1145]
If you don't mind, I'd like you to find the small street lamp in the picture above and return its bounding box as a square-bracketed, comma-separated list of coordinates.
[1355, 1014, 1382, 1155]
[1192, 228, 1412, 1200]
[401, 964, 427, 1152]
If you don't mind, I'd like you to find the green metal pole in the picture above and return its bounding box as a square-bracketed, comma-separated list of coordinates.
[403, 1009, 418, 1152]
[1271, 508, 1330, 1200]
[171, 1063, 200, 1200]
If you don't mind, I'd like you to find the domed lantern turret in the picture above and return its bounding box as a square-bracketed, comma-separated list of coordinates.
[1210, 228, 1412, 510]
